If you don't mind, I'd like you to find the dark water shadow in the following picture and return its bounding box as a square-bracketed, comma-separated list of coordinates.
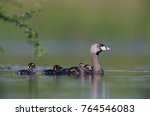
[28, 75, 39, 99]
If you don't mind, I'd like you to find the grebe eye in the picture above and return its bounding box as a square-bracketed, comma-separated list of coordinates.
[97, 44, 101, 48]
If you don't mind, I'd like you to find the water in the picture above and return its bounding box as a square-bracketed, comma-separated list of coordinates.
[0, 40, 150, 99]
[0, 68, 150, 99]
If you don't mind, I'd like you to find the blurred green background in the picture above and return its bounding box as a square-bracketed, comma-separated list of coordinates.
[0, 0, 150, 68]
[0, 0, 150, 99]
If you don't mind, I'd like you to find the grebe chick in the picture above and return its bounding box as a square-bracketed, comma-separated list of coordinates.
[90, 43, 110, 74]
[68, 66, 80, 76]
[42, 67, 54, 75]
[42, 65, 60, 75]
[79, 63, 86, 74]
[17, 63, 36, 76]
[68, 63, 86, 76]
[53, 65, 63, 71]
[42, 65, 68, 75]
[84, 64, 93, 74]
[53, 65, 68, 75]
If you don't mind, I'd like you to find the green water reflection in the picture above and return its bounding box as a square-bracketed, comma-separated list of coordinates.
[0, 71, 150, 99]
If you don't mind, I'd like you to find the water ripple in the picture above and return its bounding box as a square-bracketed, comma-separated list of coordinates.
[106, 69, 150, 73]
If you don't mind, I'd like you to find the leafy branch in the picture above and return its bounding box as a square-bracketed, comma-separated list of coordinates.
[0, 1, 46, 57]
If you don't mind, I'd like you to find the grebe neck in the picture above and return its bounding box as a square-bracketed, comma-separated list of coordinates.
[90, 53, 103, 74]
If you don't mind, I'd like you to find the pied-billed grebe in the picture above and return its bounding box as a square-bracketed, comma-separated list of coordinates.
[42, 65, 69, 75]
[17, 63, 36, 76]
[42, 65, 61, 75]
[90, 43, 110, 74]
[69, 43, 110, 75]
[84, 64, 93, 75]
[68, 63, 86, 76]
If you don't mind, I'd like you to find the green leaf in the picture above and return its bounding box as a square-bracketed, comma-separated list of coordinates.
[33, 1, 41, 12]
[34, 46, 46, 57]
[0, 1, 46, 58]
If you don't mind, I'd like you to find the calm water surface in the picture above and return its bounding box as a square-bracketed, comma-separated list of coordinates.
[0, 69, 150, 99]
[0, 40, 150, 98]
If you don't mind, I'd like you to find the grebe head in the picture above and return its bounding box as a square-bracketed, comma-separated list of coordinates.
[53, 65, 63, 71]
[85, 64, 93, 71]
[90, 43, 110, 55]
[84, 64, 93, 74]
[28, 63, 36, 70]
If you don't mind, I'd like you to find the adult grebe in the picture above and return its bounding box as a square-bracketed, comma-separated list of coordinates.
[90, 43, 110, 74]
[68, 43, 110, 75]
